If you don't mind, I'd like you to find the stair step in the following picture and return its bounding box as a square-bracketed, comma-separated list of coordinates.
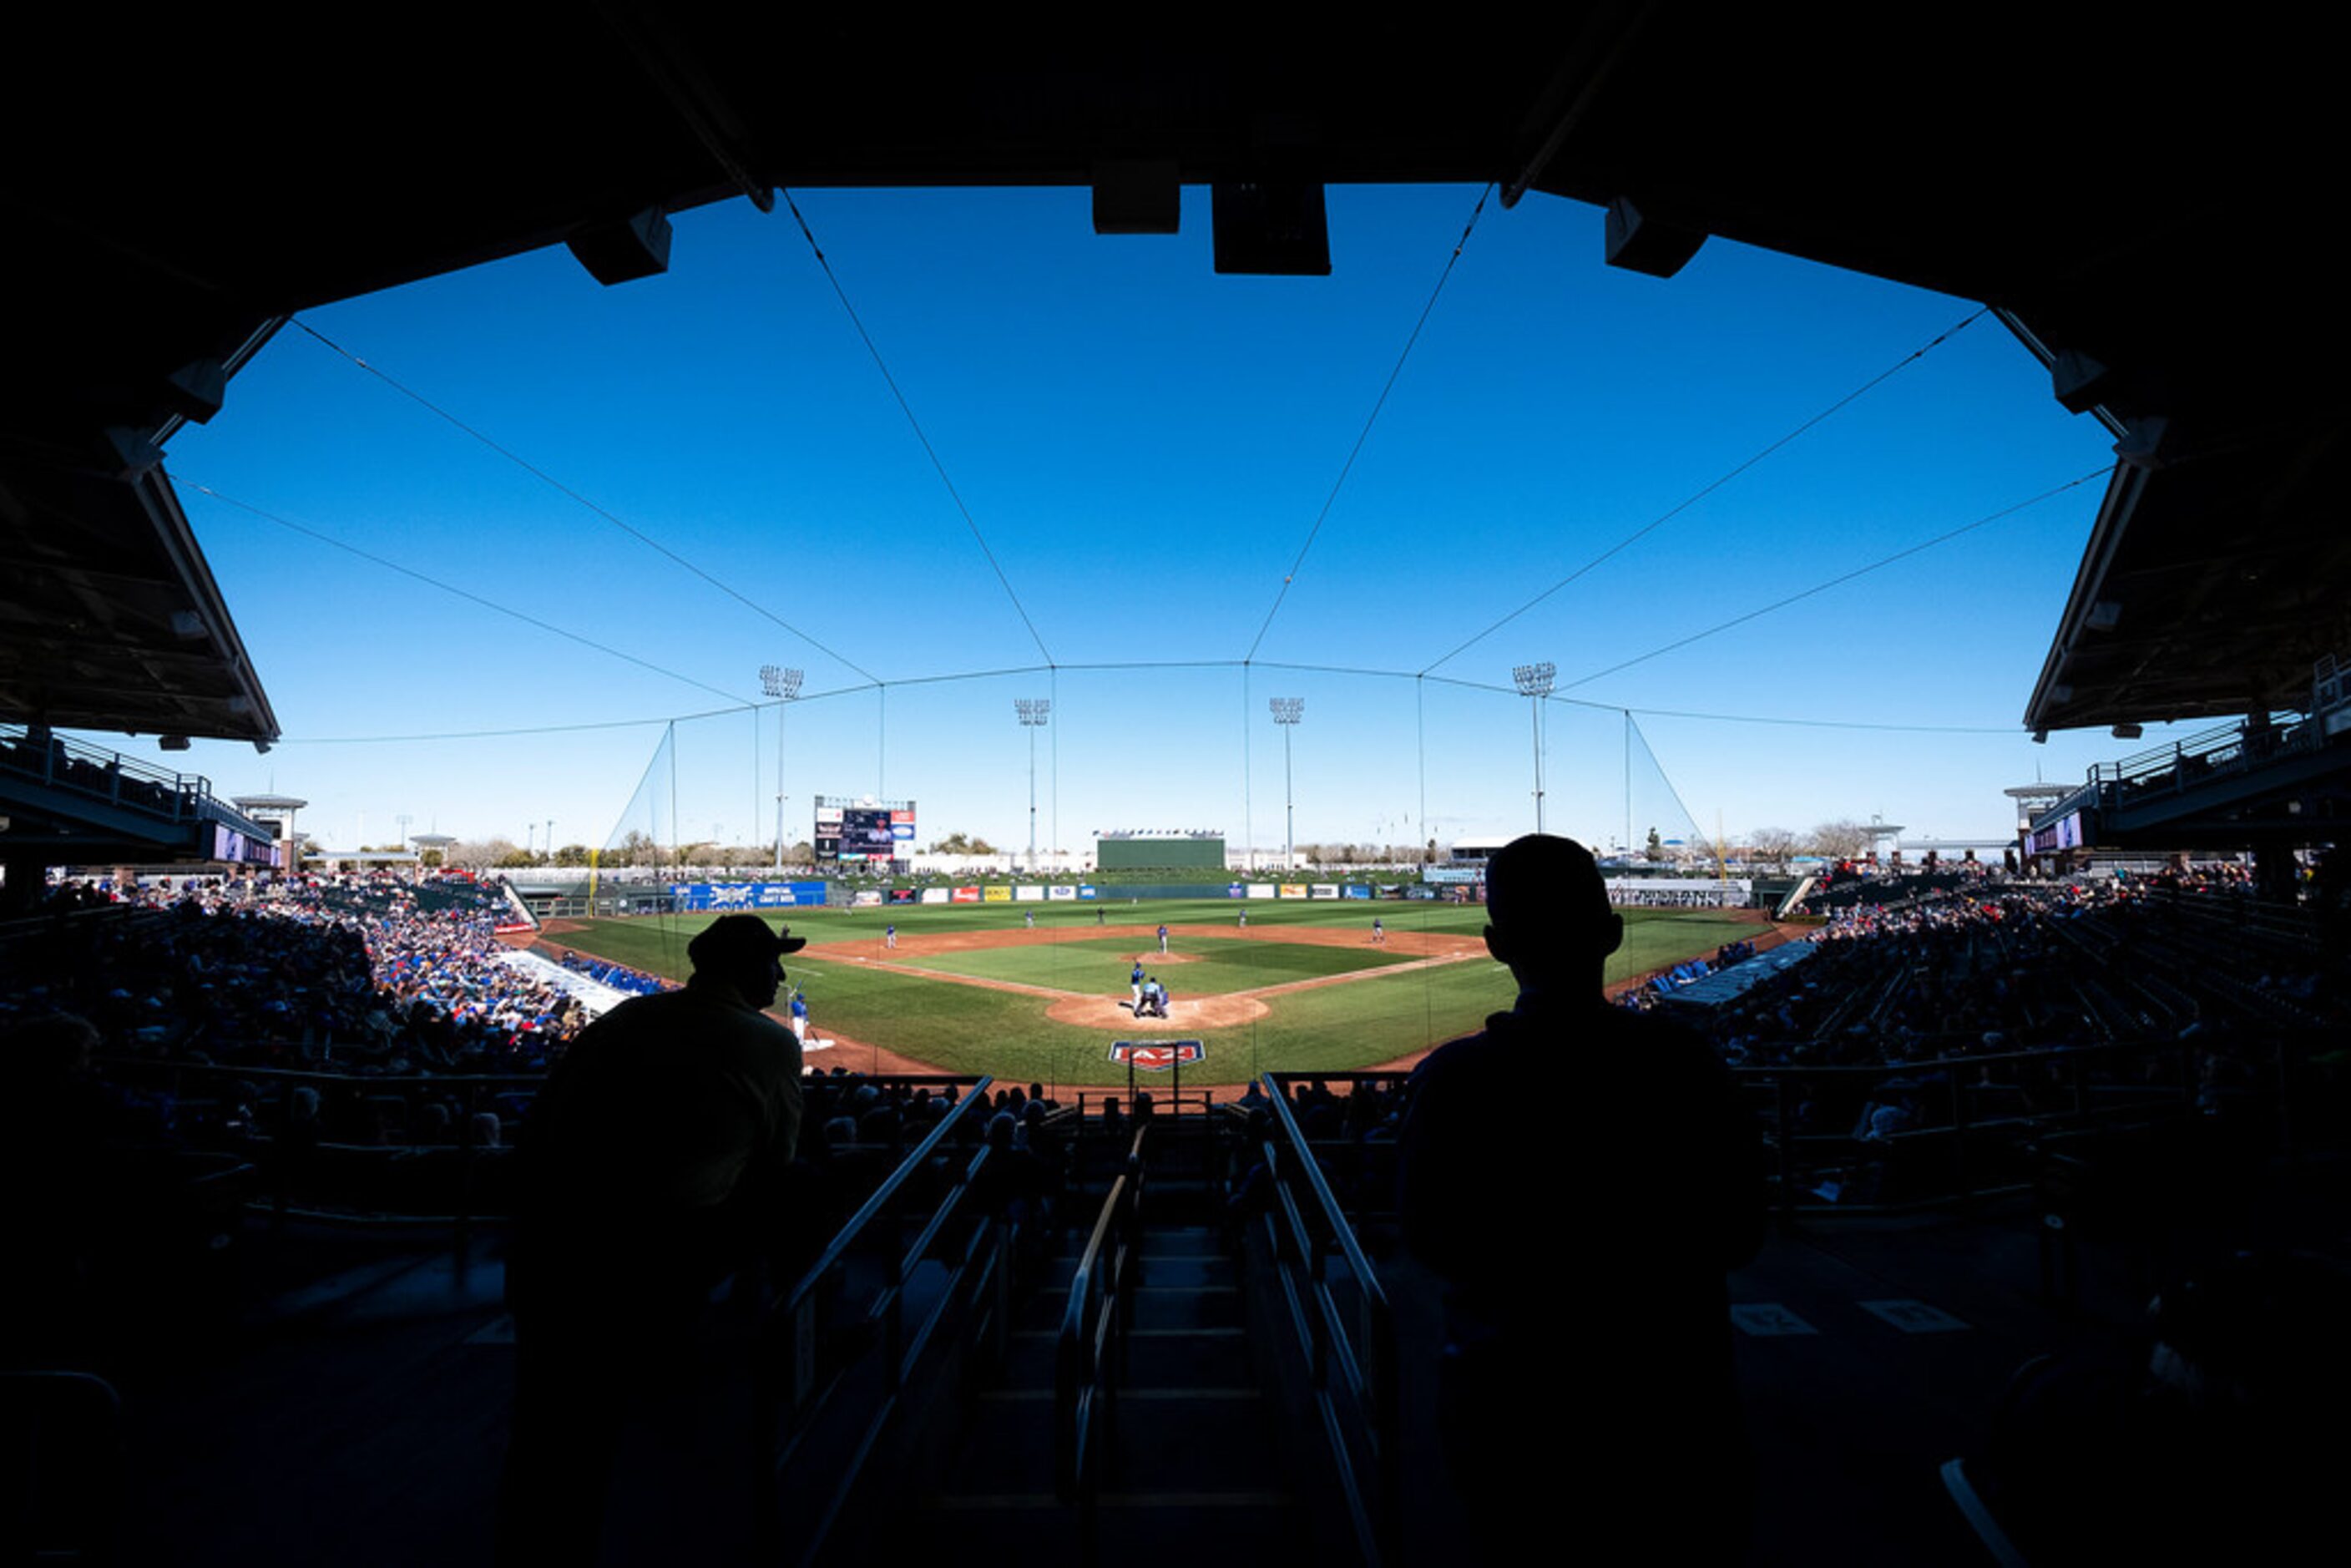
[1124, 1329, 1251, 1386]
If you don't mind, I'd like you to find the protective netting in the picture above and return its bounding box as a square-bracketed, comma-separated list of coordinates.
[570, 665, 1742, 1085]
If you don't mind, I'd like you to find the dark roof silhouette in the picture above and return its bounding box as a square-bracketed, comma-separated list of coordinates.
[6, 13, 2335, 738]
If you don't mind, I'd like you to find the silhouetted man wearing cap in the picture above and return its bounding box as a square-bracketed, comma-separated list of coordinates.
[499, 913, 807, 1564]
[1399, 835, 1764, 1562]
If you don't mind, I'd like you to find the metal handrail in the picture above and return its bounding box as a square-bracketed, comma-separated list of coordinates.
[1056, 1124, 1146, 1550]
[765, 1076, 1000, 1567]
[1261, 1080, 1393, 1333]
[0, 721, 213, 822]
[778, 1075, 994, 1334]
[1259, 1073, 1400, 1567]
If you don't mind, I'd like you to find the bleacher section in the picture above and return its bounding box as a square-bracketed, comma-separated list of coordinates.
[8, 873, 2350, 1565]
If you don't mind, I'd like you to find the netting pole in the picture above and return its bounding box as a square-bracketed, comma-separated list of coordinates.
[1623, 710, 1633, 863]
[1049, 665, 1060, 880]
[1417, 675, 1433, 1045]
[1242, 663, 1255, 875]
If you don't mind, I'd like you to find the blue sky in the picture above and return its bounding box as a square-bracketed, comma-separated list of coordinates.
[147, 183, 2151, 856]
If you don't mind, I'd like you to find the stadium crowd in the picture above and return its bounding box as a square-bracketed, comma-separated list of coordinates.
[3, 872, 587, 1076]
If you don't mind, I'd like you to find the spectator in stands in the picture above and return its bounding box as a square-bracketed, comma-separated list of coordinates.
[1398, 834, 1765, 1563]
[498, 914, 808, 1565]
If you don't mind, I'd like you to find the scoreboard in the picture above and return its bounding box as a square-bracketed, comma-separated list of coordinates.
[1097, 831, 1225, 872]
[815, 797, 915, 865]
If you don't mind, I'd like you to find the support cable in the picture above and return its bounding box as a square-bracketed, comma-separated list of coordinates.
[1245, 185, 1495, 660]
[1422, 307, 1991, 674]
[778, 190, 1054, 665]
[287, 318, 878, 681]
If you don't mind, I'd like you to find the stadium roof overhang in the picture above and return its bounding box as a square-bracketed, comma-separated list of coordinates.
[8, 11, 2341, 748]
[2022, 427, 2351, 735]
[0, 429, 281, 744]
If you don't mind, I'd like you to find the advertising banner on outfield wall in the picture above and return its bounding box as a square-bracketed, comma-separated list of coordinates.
[1047, 884, 1077, 901]
[1309, 883, 1340, 899]
[921, 887, 951, 903]
[1226, 883, 1247, 898]
[1280, 883, 1309, 899]
[983, 885, 1012, 903]
[1014, 884, 1045, 902]
[668, 881, 831, 911]
[1602, 877, 1752, 908]
[886, 888, 917, 904]
[1247, 883, 1277, 898]
[951, 885, 981, 903]
[1342, 884, 1373, 899]
[1078, 884, 1098, 900]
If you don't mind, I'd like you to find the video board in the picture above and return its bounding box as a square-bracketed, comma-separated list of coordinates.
[815, 797, 916, 864]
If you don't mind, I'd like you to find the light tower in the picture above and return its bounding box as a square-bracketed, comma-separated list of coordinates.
[1513, 662, 1555, 834]
[1269, 697, 1303, 871]
[761, 665, 804, 870]
[1015, 698, 1050, 872]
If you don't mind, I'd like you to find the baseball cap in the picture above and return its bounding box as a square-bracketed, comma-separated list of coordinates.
[687, 914, 808, 969]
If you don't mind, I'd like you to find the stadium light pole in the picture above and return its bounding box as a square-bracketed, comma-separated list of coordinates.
[1270, 698, 1303, 871]
[1015, 699, 1050, 873]
[761, 665, 804, 871]
[1513, 662, 1555, 834]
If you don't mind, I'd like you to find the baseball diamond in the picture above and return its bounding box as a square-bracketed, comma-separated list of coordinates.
[533, 898, 1787, 1087]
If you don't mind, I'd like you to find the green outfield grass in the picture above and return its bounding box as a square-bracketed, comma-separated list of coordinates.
[544, 899, 1755, 1085]
[882, 934, 1415, 994]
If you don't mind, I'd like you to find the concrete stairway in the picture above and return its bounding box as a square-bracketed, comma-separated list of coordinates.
[919, 1221, 1306, 1566]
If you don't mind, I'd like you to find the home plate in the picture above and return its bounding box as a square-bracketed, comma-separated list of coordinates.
[803, 1035, 837, 1053]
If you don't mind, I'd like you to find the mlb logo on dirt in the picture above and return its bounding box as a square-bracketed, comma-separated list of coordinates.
[1109, 1040, 1205, 1072]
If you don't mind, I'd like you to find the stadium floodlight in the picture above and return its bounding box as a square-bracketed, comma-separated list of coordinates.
[1270, 697, 1303, 872]
[1015, 699, 1051, 873]
[761, 666, 805, 870]
[1513, 662, 1555, 834]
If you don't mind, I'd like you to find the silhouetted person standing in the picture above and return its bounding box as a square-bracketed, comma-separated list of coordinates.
[1399, 834, 1764, 1562]
[499, 914, 807, 1565]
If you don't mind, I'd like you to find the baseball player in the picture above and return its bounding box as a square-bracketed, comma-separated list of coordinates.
[1372, 916, 1385, 944]
[1130, 959, 1145, 1014]
[1157, 923, 1169, 954]
[885, 922, 897, 950]
[789, 987, 809, 1043]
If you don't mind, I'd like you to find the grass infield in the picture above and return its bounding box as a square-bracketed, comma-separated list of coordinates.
[540, 898, 1753, 1086]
